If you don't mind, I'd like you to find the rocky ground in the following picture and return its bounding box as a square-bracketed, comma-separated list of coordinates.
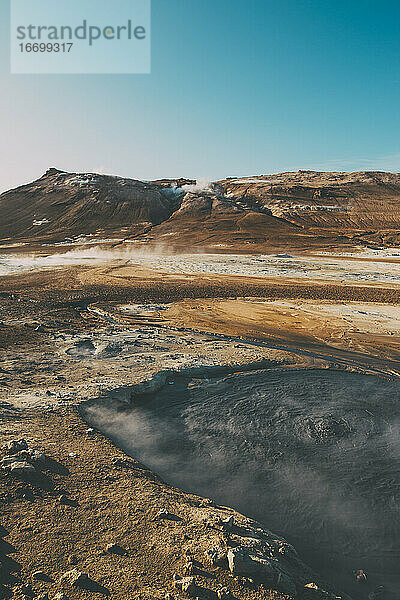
[1, 255, 400, 600]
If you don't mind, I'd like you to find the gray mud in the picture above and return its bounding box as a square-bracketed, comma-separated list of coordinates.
[86, 369, 400, 598]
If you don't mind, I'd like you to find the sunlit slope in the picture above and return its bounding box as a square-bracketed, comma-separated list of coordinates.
[1, 168, 400, 249]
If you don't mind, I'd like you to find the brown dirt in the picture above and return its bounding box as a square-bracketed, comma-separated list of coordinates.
[1, 409, 289, 600]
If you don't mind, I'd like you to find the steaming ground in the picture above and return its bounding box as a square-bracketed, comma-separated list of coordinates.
[85, 369, 400, 598]
[2, 247, 400, 285]
[125, 252, 400, 285]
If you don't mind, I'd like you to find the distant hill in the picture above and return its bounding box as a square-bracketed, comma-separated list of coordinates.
[0, 168, 187, 243]
[1, 168, 400, 251]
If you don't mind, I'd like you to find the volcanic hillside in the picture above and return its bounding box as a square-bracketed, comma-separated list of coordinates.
[0, 168, 193, 243]
[1, 168, 400, 251]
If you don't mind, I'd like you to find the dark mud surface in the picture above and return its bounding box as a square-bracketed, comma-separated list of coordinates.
[87, 369, 400, 599]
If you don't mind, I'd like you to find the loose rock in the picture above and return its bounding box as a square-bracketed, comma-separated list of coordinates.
[32, 571, 52, 582]
[221, 516, 234, 531]
[2, 458, 36, 476]
[59, 568, 89, 588]
[7, 439, 28, 454]
[205, 547, 227, 567]
[173, 575, 196, 596]
[105, 542, 128, 556]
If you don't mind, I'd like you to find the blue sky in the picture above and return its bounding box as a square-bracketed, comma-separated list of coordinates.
[0, 0, 399, 192]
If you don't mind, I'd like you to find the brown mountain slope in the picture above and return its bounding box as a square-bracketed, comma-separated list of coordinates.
[0, 168, 180, 242]
[217, 171, 400, 230]
[1, 168, 400, 250]
[141, 190, 301, 250]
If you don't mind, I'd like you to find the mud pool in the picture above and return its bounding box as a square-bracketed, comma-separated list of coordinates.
[86, 369, 400, 598]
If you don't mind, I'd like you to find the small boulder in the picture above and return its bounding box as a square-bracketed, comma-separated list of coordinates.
[7, 439, 28, 454]
[112, 457, 135, 469]
[173, 575, 196, 596]
[2, 459, 36, 477]
[227, 547, 291, 594]
[181, 578, 196, 596]
[227, 548, 275, 576]
[60, 569, 89, 588]
[58, 495, 77, 506]
[240, 577, 254, 587]
[204, 547, 227, 568]
[200, 498, 215, 507]
[368, 586, 387, 600]
[304, 582, 334, 598]
[105, 543, 128, 556]
[354, 569, 367, 583]
[17, 487, 35, 501]
[28, 450, 48, 468]
[156, 509, 182, 521]
[276, 571, 296, 597]
[221, 516, 234, 531]
[304, 583, 319, 590]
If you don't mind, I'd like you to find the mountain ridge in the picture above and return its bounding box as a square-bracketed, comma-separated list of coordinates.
[1, 168, 400, 251]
